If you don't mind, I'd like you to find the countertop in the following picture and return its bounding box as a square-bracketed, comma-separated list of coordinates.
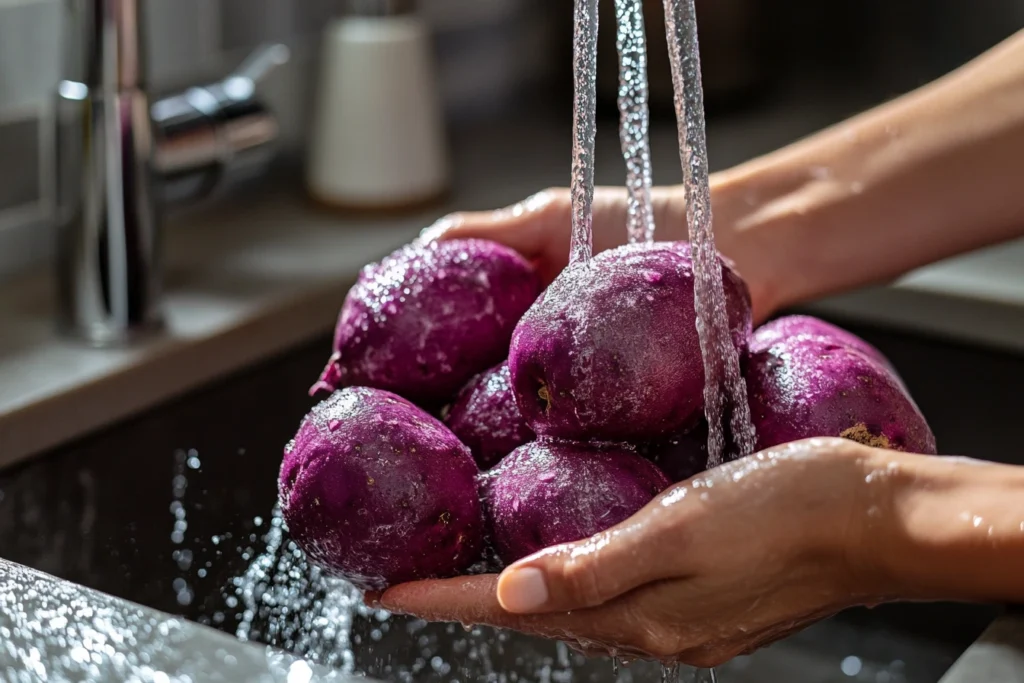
[1, 98, 1023, 469]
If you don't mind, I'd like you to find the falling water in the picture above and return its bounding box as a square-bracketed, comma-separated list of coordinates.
[660, 662, 681, 681]
[569, 0, 600, 265]
[695, 666, 719, 683]
[231, 505, 365, 671]
[170, 448, 199, 608]
[614, 0, 656, 243]
[220, 504, 602, 681]
[662, 0, 756, 467]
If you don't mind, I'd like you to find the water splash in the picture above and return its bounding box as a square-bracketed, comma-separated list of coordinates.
[569, 0, 600, 266]
[613, 0, 656, 244]
[662, 0, 756, 466]
[170, 448, 196, 608]
[220, 505, 637, 681]
[231, 505, 366, 671]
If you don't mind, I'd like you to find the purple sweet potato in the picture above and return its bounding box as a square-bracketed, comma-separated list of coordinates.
[278, 387, 484, 590]
[509, 242, 752, 441]
[746, 335, 937, 454]
[639, 419, 710, 483]
[445, 361, 534, 470]
[313, 239, 541, 407]
[485, 440, 671, 564]
[751, 315, 899, 378]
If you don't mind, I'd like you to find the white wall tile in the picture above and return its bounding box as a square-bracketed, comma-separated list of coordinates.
[145, 0, 220, 90]
[0, 0, 60, 113]
[0, 116, 40, 210]
[219, 0, 291, 51]
[291, 0, 341, 37]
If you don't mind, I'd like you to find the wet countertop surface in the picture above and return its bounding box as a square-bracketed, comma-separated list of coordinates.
[0, 96, 1023, 469]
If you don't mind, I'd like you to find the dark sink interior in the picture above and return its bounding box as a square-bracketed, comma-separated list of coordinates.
[0, 314, 1014, 682]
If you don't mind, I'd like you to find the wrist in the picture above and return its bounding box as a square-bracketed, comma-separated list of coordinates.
[706, 170, 800, 321]
[708, 147, 864, 320]
[763, 440, 912, 606]
[869, 452, 1024, 604]
[806, 442, 912, 604]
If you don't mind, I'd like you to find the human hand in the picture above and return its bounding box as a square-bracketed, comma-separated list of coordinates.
[378, 438, 902, 667]
[418, 179, 790, 325]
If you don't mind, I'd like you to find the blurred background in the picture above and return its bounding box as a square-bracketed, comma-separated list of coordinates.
[0, 0, 1023, 280]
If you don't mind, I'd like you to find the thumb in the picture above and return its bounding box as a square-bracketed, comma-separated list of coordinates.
[418, 189, 570, 262]
[496, 517, 675, 615]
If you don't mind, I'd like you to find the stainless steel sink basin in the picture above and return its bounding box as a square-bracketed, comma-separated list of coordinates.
[0, 317, 1017, 681]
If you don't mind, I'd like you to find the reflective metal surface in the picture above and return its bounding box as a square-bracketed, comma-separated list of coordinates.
[0, 559, 368, 682]
[55, 0, 287, 346]
[56, 86, 158, 344]
[152, 44, 288, 206]
[939, 613, 1024, 683]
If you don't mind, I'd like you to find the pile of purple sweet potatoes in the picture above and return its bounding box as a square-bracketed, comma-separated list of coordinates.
[277, 238, 936, 591]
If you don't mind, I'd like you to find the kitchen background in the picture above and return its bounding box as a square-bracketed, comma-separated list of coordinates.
[0, 0, 1022, 281]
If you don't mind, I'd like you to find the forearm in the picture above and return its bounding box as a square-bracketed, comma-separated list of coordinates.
[714, 29, 1024, 313]
[870, 451, 1024, 605]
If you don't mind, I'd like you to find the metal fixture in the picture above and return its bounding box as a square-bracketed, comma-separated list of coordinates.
[55, 0, 289, 346]
[0, 559, 366, 681]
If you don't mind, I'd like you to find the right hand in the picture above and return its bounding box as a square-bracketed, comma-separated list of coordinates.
[378, 438, 903, 667]
[418, 181, 787, 324]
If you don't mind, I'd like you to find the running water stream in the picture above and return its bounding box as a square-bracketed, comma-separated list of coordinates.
[662, 0, 756, 466]
[614, 0, 656, 243]
[569, 0, 601, 264]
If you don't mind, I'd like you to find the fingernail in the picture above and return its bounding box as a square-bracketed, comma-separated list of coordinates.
[377, 597, 404, 615]
[419, 215, 460, 243]
[497, 567, 549, 613]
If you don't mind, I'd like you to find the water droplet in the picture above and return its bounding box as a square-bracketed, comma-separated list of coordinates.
[841, 655, 862, 676]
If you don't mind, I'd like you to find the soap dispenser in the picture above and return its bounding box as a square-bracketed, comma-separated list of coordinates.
[306, 0, 450, 211]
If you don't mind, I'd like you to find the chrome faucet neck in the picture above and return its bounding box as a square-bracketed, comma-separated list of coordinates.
[63, 0, 144, 89]
[55, 1, 287, 346]
[56, 0, 158, 346]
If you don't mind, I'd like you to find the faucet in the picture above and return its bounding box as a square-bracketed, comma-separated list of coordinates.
[55, 0, 289, 346]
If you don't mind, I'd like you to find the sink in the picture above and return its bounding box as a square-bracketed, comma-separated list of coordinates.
[0, 317, 1013, 682]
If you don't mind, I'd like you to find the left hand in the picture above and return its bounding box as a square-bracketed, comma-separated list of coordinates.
[418, 182, 789, 325]
[377, 438, 905, 667]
